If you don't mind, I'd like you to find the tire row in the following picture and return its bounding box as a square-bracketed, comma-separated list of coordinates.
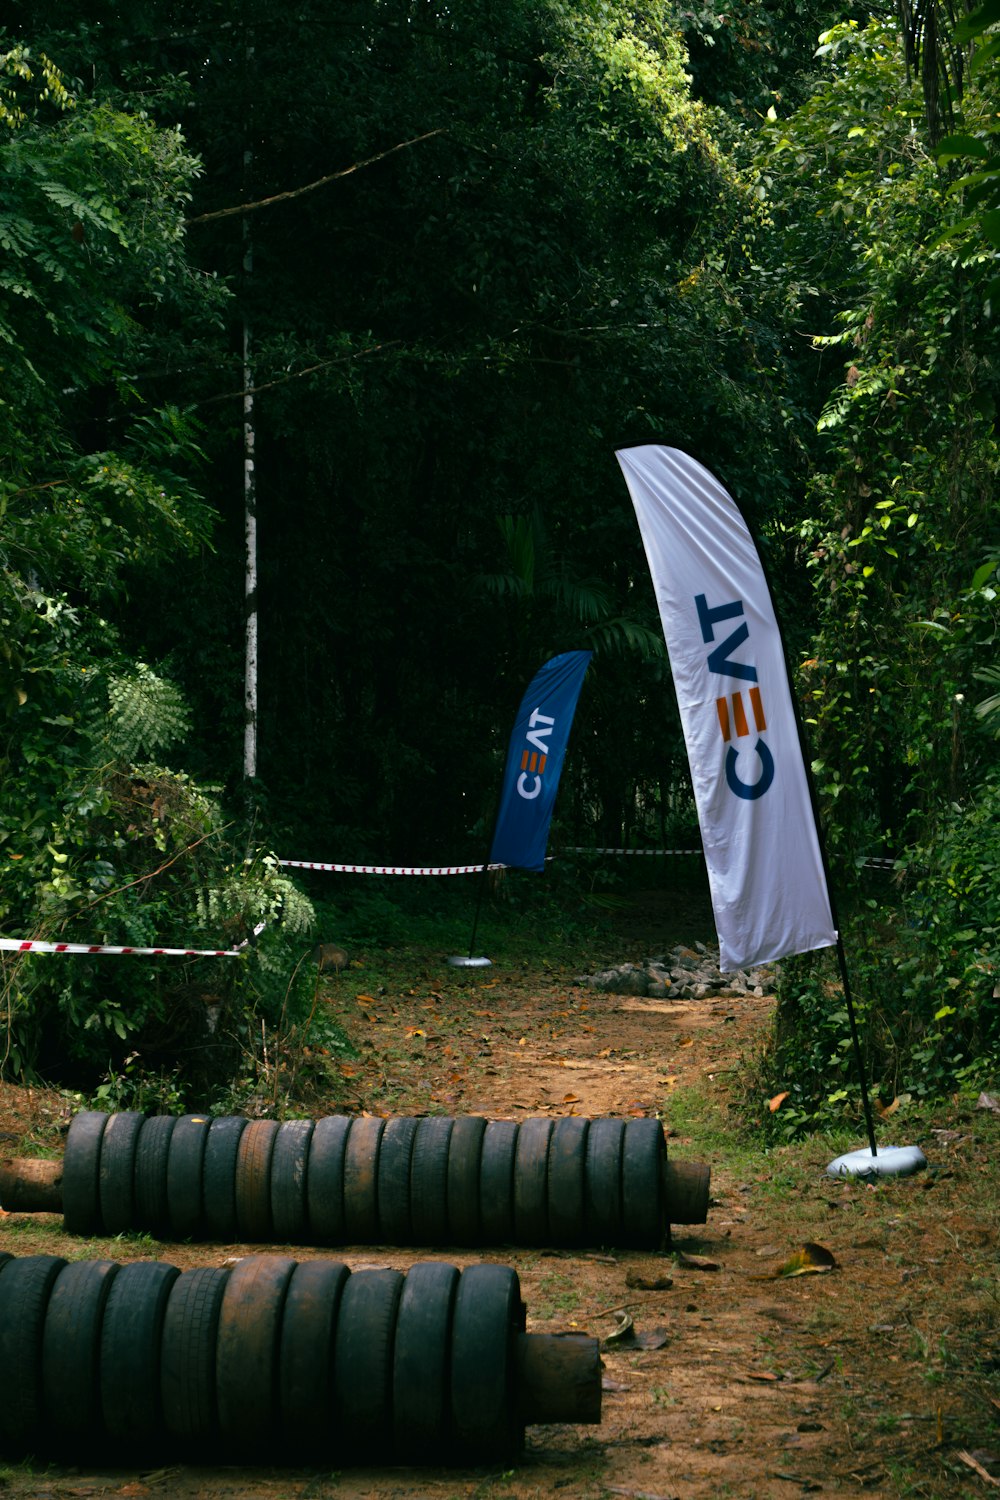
[63, 1111, 673, 1249]
[0, 1251, 530, 1464]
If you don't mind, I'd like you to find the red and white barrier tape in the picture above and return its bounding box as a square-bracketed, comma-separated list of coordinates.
[279, 860, 504, 876]
[0, 920, 266, 959]
[563, 846, 702, 856]
[280, 849, 903, 874]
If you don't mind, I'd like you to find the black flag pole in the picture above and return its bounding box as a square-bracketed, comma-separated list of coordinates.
[617, 444, 924, 1179]
[732, 480, 882, 1161]
[834, 937, 879, 1157]
[448, 806, 499, 970]
[702, 454, 922, 1177]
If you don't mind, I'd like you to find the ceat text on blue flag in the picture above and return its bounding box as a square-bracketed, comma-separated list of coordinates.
[489, 650, 592, 873]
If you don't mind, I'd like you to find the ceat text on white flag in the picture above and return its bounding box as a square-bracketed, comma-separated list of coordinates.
[616, 444, 838, 972]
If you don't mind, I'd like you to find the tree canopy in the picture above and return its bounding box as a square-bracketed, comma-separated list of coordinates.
[1, 1, 997, 1119]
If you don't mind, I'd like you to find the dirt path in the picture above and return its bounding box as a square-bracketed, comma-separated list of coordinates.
[1, 931, 998, 1500]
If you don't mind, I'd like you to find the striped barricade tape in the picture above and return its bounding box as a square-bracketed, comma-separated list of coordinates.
[0, 921, 266, 959]
[278, 860, 505, 875]
[562, 846, 703, 856]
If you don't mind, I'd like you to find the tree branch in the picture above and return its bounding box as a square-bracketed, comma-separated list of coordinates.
[185, 129, 446, 225]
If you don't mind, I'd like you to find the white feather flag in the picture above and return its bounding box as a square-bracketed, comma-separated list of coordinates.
[617, 445, 837, 971]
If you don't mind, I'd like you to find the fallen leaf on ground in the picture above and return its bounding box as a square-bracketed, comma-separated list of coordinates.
[625, 1271, 674, 1290]
[601, 1311, 635, 1348]
[749, 1242, 837, 1280]
[674, 1250, 721, 1271]
[768, 1091, 790, 1112]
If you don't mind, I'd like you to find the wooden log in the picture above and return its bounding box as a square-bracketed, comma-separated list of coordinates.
[516, 1332, 602, 1425]
[663, 1158, 710, 1224]
[0, 1157, 63, 1213]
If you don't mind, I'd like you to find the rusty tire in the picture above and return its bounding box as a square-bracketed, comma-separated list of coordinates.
[270, 1119, 314, 1243]
[216, 1254, 296, 1455]
[235, 1118, 280, 1242]
[342, 1117, 385, 1245]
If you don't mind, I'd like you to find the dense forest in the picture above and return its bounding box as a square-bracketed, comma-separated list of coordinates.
[1, 0, 997, 1128]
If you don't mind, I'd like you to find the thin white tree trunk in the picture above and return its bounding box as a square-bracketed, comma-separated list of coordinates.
[242, 73, 257, 781]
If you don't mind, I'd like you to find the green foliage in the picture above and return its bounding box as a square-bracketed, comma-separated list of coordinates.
[933, 0, 1000, 309]
[742, 16, 1000, 1133]
[103, 663, 191, 761]
[756, 19, 1000, 865]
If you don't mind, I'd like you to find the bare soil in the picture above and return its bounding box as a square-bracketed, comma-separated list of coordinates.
[1, 899, 999, 1499]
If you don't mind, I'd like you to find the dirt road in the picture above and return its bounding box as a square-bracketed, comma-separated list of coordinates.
[1, 929, 997, 1499]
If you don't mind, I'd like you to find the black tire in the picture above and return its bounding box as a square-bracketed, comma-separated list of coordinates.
[450, 1263, 525, 1462]
[99, 1110, 145, 1236]
[202, 1116, 248, 1242]
[331, 1267, 403, 1456]
[376, 1116, 419, 1245]
[307, 1115, 351, 1245]
[0, 1252, 13, 1276]
[166, 1113, 212, 1241]
[161, 1265, 230, 1447]
[513, 1117, 552, 1245]
[584, 1117, 625, 1246]
[42, 1259, 119, 1452]
[547, 1117, 590, 1248]
[409, 1116, 453, 1247]
[479, 1119, 518, 1244]
[234, 1118, 280, 1242]
[134, 1115, 177, 1238]
[0, 1254, 67, 1452]
[446, 1116, 486, 1246]
[621, 1118, 666, 1248]
[62, 1110, 109, 1235]
[278, 1257, 350, 1454]
[392, 1260, 459, 1461]
[342, 1116, 385, 1245]
[216, 1253, 296, 1455]
[100, 1259, 181, 1448]
[270, 1119, 314, 1243]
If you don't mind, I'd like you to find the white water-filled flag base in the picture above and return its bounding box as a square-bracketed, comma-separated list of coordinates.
[617, 445, 838, 972]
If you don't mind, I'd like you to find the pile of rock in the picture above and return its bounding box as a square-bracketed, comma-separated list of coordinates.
[576, 942, 774, 1001]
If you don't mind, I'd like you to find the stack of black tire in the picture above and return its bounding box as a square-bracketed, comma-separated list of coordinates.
[64, 1110, 670, 1248]
[0, 1250, 528, 1463]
